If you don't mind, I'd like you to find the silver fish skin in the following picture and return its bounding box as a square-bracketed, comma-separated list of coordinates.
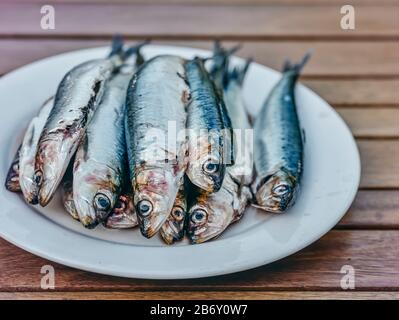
[221, 58, 253, 186]
[187, 58, 253, 244]
[105, 193, 138, 229]
[19, 97, 54, 204]
[5, 146, 21, 192]
[61, 166, 79, 220]
[125, 55, 189, 238]
[252, 54, 309, 213]
[160, 179, 187, 244]
[185, 58, 233, 193]
[34, 38, 132, 207]
[73, 69, 133, 228]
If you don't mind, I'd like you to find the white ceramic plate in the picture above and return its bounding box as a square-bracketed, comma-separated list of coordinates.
[0, 45, 360, 279]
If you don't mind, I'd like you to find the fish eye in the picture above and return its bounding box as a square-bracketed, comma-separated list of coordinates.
[273, 184, 289, 195]
[94, 193, 111, 211]
[203, 159, 219, 174]
[191, 209, 207, 225]
[136, 200, 153, 217]
[172, 206, 185, 221]
[34, 170, 43, 185]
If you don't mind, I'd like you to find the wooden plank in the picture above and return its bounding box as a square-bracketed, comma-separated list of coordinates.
[0, 4, 398, 39]
[359, 140, 399, 188]
[2, 39, 399, 78]
[304, 79, 399, 107]
[339, 191, 399, 229]
[1, 291, 399, 300]
[337, 108, 399, 138]
[0, 230, 398, 291]
[10, 1, 399, 6]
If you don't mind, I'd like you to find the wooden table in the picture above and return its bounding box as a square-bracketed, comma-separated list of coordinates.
[1, 0, 399, 300]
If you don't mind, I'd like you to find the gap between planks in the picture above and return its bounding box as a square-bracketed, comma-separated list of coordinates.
[1, 291, 399, 300]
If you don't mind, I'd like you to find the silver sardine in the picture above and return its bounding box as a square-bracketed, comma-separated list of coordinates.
[160, 179, 187, 244]
[34, 37, 135, 207]
[72, 66, 136, 228]
[185, 57, 233, 193]
[188, 55, 253, 244]
[252, 54, 309, 213]
[19, 97, 54, 204]
[125, 55, 189, 238]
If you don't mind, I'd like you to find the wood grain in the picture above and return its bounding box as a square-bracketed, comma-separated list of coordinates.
[337, 109, 399, 138]
[339, 191, 399, 229]
[0, 3, 398, 39]
[1, 291, 399, 300]
[0, 230, 398, 291]
[358, 140, 399, 188]
[304, 79, 399, 107]
[10, 1, 399, 6]
[2, 39, 399, 78]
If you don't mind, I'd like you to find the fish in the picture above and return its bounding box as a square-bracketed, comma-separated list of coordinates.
[105, 192, 138, 229]
[5, 146, 21, 192]
[34, 36, 137, 207]
[61, 164, 79, 221]
[185, 57, 234, 193]
[18, 97, 54, 204]
[220, 56, 253, 184]
[187, 54, 253, 244]
[160, 179, 187, 244]
[125, 55, 189, 238]
[72, 58, 144, 228]
[187, 174, 251, 244]
[252, 54, 310, 213]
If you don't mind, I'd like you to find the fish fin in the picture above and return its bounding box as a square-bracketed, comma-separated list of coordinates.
[282, 51, 312, 75]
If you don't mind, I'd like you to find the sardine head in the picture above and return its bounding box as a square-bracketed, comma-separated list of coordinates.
[105, 194, 138, 229]
[187, 194, 230, 244]
[134, 168, 178, 238]
[254, 169, 297, 213]
[186, 135, 225, 192]
[160, 203, 187, 244]
[36, 137, 72, 206]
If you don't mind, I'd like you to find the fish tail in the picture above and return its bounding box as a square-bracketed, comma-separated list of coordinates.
[282, 51, 312, 75]
[223, 57, 253, 87]
[123, 39, 150, 63]
[108, 34, 125, 58]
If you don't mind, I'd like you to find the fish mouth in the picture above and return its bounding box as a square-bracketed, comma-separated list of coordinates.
[20, 177, 39, 205]
[254, 191, 293, 213]
[105, 215, 138, 229]
[139, 213, 170, 238]
[74, 196, 99, 228]
[188, 226, 219, 244]
[38, 182, 58, 207]
[160, 220, 183, 244]
[80, 216, 99, 229]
